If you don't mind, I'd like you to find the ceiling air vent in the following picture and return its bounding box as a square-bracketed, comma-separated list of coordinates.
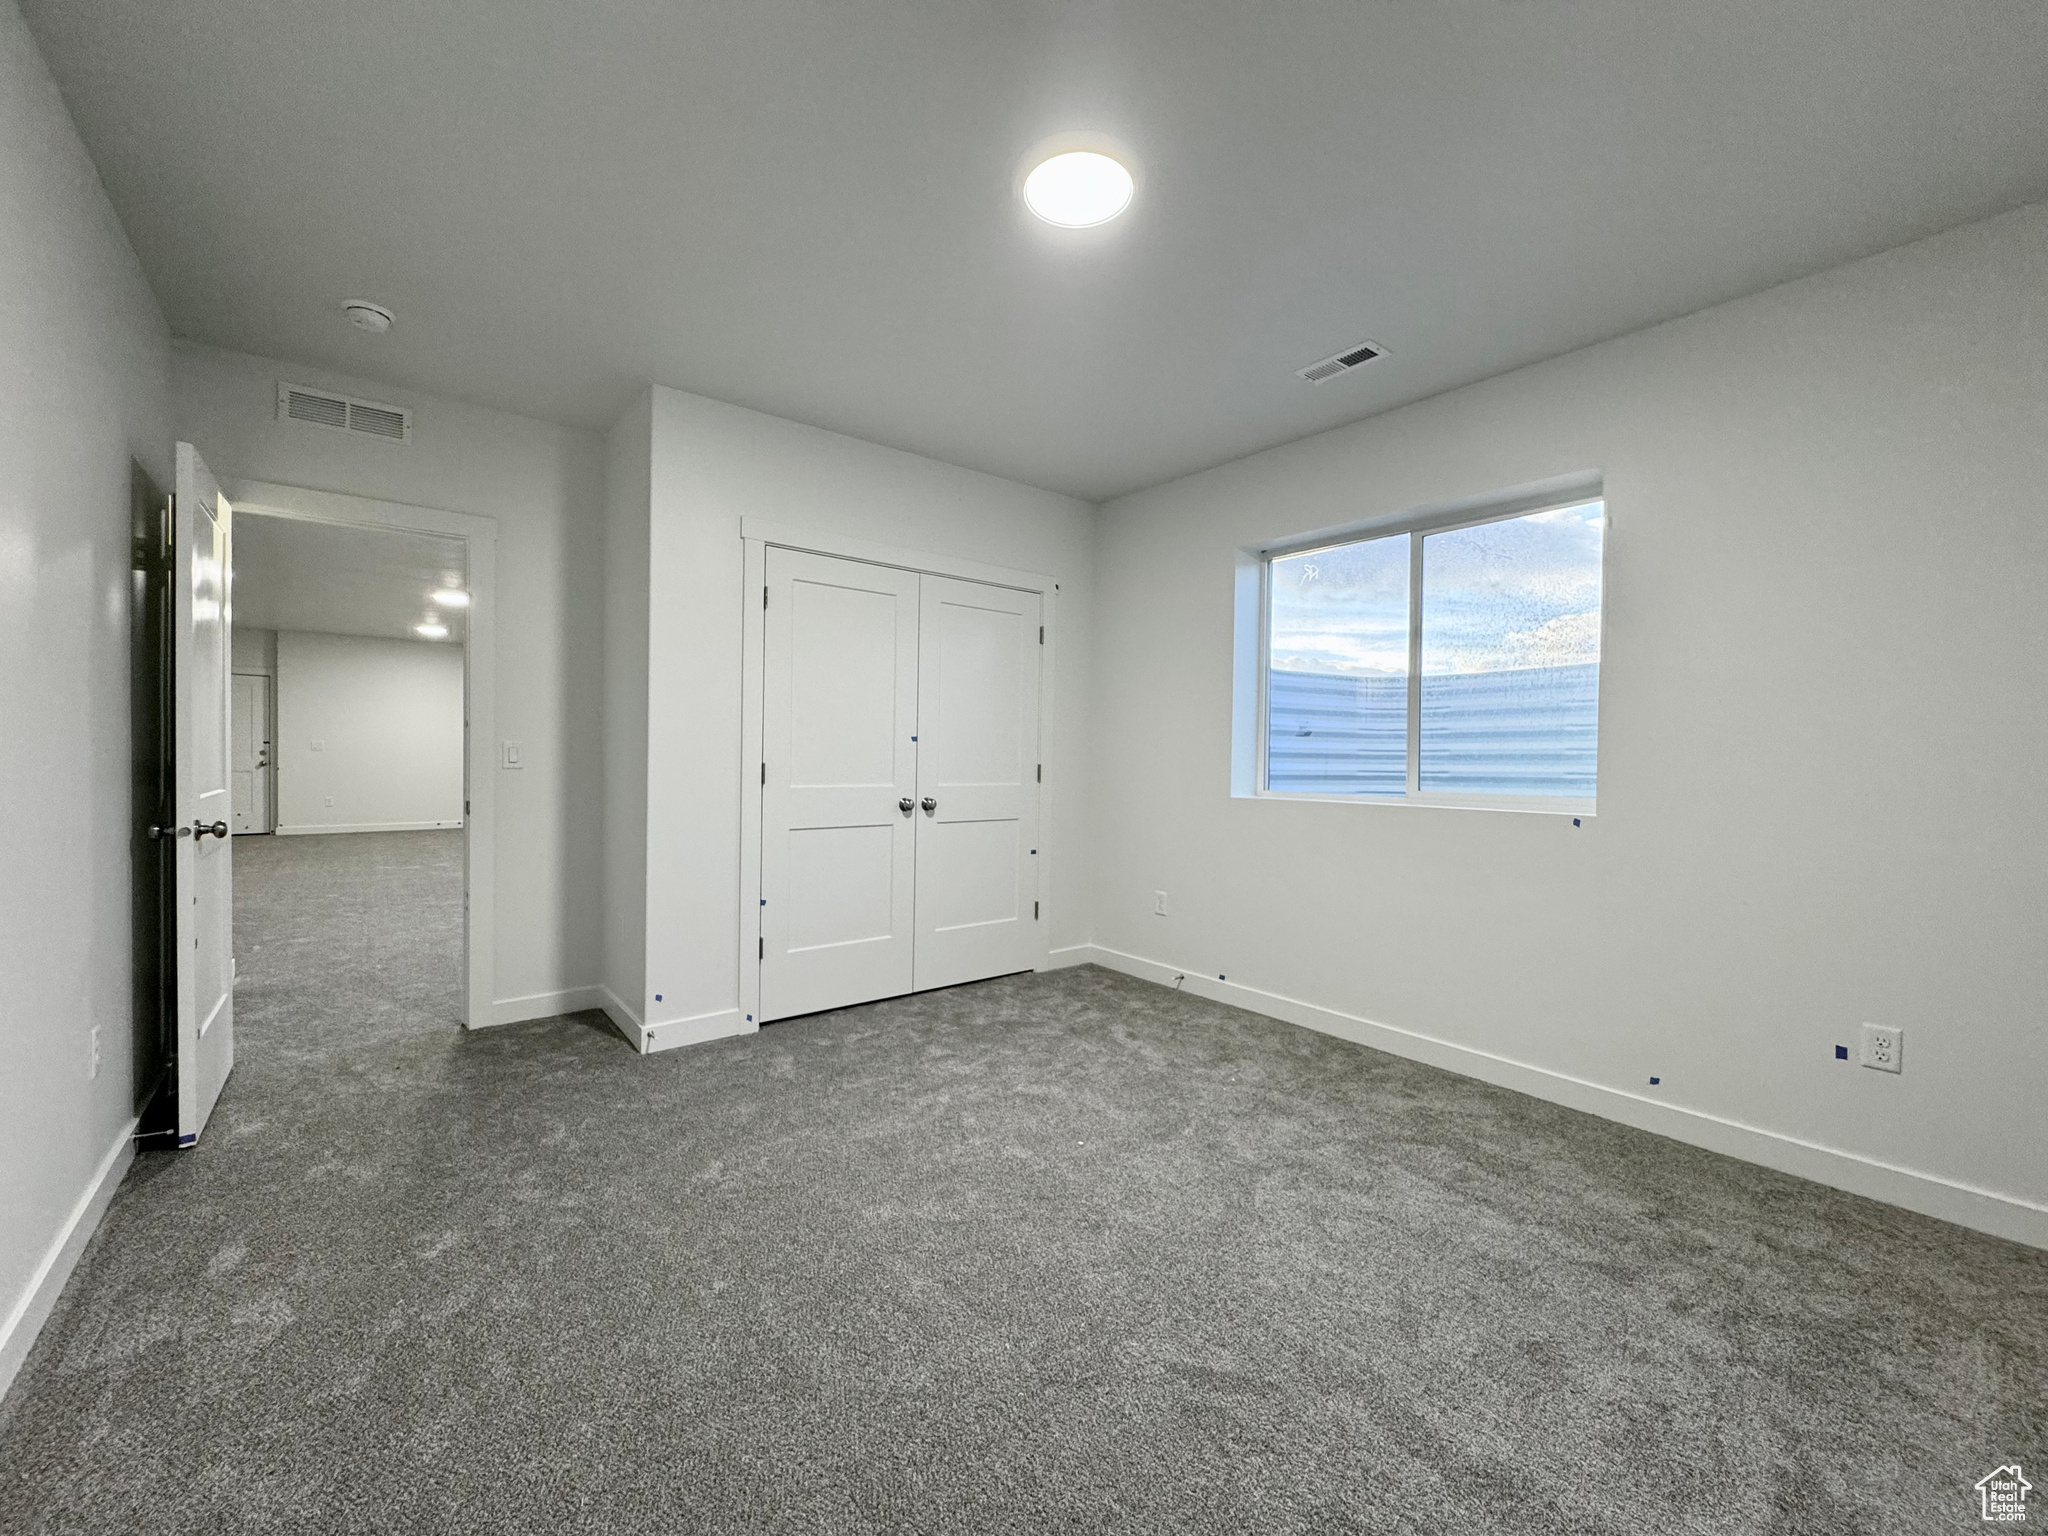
[278, 382, 412, 442]
[1297, 339, 1387, 384]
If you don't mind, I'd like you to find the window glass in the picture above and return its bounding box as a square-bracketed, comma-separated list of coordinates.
[1419, 502, 1603, 796]
[1266, 535, 1409, 795]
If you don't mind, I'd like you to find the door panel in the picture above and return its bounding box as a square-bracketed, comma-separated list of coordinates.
[913, 575, 1041, 991]
[174, 443, 235, 1144]
[759, 549, 920, 1021]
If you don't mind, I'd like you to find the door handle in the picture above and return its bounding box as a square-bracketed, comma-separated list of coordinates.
[149, 825, 191, 841]
[898, 797, 914, 815]
[194, 819, 229, 840]
[920, 797, 937, 814]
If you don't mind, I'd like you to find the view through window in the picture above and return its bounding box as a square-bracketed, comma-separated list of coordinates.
[1265, 499, 1604, 804]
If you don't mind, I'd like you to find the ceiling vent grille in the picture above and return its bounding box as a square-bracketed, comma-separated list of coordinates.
[278, 382, 412, 442]
[1297, 339, 1387, 384]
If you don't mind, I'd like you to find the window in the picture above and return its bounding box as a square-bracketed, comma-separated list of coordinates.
[1261, 496, 1604, 810]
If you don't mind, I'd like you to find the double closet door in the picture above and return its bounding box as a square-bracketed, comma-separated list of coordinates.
[760, 547, 1042, 1023]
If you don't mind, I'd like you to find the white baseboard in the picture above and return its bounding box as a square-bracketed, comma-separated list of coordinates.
[0, 1118, 137, 1404]
[275, 820, 463, 836]
[481, 985, 605, 1029]
[1041, 944, 1096, 970]
[598, 984, 645, 1049]
[645, 1008, 752, 1054]
[1074, 944, 2048, 1251]
[595, 989, 751, 1055]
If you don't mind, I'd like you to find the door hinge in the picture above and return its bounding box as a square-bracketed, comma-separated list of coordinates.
[761, 761, 766, 784]
[1036, 763, 1041, 782]
[759, 936, 764, 959]
[764, 585, 769, 609]
[1039, 624, 1044, 645]
[1034, 900, 1040, 920]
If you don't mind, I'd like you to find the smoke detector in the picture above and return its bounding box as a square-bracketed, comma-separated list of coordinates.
[342, 300, 395, 333]
[1297, 339, 1386, 384]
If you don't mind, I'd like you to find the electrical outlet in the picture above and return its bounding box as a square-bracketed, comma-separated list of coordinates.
[1859, 1022, 1904, 1074]
[1153, 890, 1168, 916]
[88, 1026, 100, 1080]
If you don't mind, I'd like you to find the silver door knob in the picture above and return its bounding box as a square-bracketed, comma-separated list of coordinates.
[195, 819, 229, 839]
[920, 797, 937, 813]
[898, 797, 914, 814]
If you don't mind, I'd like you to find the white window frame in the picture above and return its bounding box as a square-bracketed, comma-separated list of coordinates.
[1238, 478, 1605, 817]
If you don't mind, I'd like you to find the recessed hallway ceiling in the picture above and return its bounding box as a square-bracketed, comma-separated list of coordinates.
[23, 0, 2048, 500]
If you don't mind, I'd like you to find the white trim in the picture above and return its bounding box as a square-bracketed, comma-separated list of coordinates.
[604, 988, 752, 1056]
[644, 1008, 753, 1054]
[275, 820, 464, 836]
[598, 984, 646, 1051]
[1072, 944, 2048, 1250]
[488, 985, 605, 1029]
[0, 1118, 136, 1404]
[1041, 943, 1096, 970]
[739, 517, 1054, 594]
[223, 479, 497, 1031]
[738, 524, 1063, 1029]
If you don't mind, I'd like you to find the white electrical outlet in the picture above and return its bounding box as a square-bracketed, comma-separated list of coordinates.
[88, 1025, 100, 1080]
[1860, 1022, 1904, 1074]
[1153, 890, 1168, 916]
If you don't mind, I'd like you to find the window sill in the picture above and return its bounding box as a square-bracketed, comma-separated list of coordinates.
[1240, 790, 1595, 818]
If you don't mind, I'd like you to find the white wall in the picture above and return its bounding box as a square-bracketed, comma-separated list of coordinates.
[171, 342, 606, 1021]
[231, 626, 276, 677]
[0, 0, 170, 1395]
[1087, 203, 2048, 1246]
[604, 385, 1095, 1047]
[274, 631, 464, 834]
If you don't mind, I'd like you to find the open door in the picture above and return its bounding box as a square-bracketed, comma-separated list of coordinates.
[173, 443, 235, 1145]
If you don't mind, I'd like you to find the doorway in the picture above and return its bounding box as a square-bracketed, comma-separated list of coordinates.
[744, 532, 1055, 1024]
[231, 673, 271, 834]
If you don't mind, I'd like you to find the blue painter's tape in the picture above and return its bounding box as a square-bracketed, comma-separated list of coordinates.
[1219, 974, 1226, 981]
[1834, 1044, 1849, 1060]
[655, 994, 663, 1002]
[1648, 1076, 1660, 1086]
[1572, 817, 1581, 827]
[178, 1134, 197, 1147]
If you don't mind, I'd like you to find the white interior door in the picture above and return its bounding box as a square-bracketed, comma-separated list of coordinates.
[759, 548, 920, 1022]
[913, 575, 1042, 991]
[231, 673, 270, 833]
[175, 443, 235, 1144]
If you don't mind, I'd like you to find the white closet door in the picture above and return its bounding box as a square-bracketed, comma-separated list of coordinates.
[759, 548, 920, 1022]
[912, 574, 1041, 991]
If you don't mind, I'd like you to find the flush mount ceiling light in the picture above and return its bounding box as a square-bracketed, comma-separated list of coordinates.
[415, 621, 448, 639]
[430, 588, 470, 608]
[342, 300, 395, 333]
[1022, 150, 1134, 228]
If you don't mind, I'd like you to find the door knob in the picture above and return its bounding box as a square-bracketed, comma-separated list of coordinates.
[920, 797, 937, 814]
[898, 797, 914, 814]
[195, 819, 229, 839]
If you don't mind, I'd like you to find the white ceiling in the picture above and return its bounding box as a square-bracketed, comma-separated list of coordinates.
[232, 514, 467, 645]
[25, 1, 2048, 500]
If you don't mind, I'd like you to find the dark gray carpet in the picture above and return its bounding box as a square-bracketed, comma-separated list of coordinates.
[1, 831, 2042, 1534]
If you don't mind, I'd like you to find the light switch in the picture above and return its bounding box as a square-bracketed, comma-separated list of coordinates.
[308, 739, 324, 752]
[502, 740, 524, 770]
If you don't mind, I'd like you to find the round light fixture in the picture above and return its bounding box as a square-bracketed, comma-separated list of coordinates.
[430, 588, 471, 608]
[1022, 150, 1134, 228]
[415, 621, 449, 639]
[343, 300, 395, 333]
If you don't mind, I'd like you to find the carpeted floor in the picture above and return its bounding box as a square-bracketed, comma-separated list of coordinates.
[1, 831, 2042, 1534]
